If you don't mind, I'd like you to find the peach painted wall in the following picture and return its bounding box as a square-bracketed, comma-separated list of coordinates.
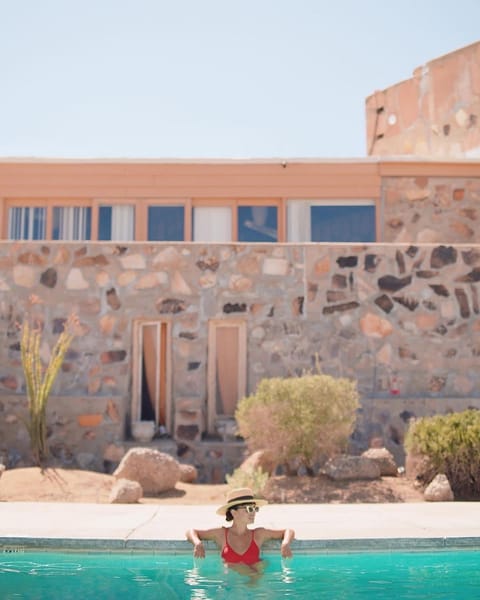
[366, 41, 480, 158]
[0, 159, 381, 199]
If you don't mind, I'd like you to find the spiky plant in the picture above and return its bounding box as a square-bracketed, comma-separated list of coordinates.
[20, 313, 77, 465]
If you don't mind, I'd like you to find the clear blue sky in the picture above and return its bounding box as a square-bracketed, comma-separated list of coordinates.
[1, 0, 479, 159]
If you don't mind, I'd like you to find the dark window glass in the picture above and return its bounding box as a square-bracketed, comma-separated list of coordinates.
[310, 205, 375, 242]
[238, 206, 277, 242]
[98, 206, 112, 241]
[32, 208, 46, 240]
[148, 206, 184, 241]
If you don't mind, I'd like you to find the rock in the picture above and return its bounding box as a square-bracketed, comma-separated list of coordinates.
[361, 448, 398, 476]
[430, 246, 457, 268]
[360, 313, 394, 338]
[323, 455, 381, 481]
[424, 474, 454, 502]
[0, 463, 5, 478]
[113, 448, 180, 494]
[238, 450, 277, 476]
[179, 463, 198, 483]
[377, 275, 412, 293]
[109, 478, 143, 503]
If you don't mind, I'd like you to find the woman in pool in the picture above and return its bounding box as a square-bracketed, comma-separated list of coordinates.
[185, 487, 294, 573]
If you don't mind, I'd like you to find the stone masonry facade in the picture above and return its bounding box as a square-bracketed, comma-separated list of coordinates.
[1, 236, 480, 479]
[383, 176, 480, 243]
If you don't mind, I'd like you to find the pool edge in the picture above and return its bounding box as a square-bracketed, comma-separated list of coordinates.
[2, 536, 480, 553]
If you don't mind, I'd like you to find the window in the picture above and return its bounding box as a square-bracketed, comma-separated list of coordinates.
[148, 206, 184, 241]
[53, 206, 91, 240]
[132, 319, 171, 431]
[238, 205, 278, 242]
[193, 206, 232, 242]
[8, 207, 46, 240]
[98, 205, 135, 241]
[207, 320, 246, 433]
[287, 200, 376, 242]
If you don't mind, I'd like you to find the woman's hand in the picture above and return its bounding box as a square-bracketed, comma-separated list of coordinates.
[193, 540, 206, 558]
[280, 528, 295, 558]
[186, 526, 223, 559]
[280, 541, 293, 558]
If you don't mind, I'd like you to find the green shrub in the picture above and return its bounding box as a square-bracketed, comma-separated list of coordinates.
[405, 409, 480, 499]
[235, 374, 359, 475]
[226, 466, 269, 495]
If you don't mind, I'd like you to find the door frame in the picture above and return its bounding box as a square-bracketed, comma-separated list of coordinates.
[207, 318, 247, 433]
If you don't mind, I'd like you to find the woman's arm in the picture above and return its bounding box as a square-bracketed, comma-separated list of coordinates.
[185, 527, 223, 558]
[255, 527, 295, 558]
[279, 528, 295, 558]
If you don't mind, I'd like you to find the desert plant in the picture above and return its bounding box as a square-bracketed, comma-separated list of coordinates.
[235, 374, 359, 475]
[405, 409, 480, 499]
[20, 312, 77, 465]
[226, 466, 269, 495]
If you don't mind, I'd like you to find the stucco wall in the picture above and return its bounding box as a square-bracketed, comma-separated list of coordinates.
[366, 41, 480, 157]
[1, 241, 479, 475]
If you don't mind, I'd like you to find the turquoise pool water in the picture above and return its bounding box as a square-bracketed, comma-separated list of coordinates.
[1, 549, 479, 599]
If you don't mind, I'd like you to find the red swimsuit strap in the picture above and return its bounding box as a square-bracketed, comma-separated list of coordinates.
[223, 528, 259, 564]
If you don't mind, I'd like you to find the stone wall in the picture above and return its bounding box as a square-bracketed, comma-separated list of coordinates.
[0, 394, 125, 472]
[383, 176, 480, 243]
[1, 241, 479, 477]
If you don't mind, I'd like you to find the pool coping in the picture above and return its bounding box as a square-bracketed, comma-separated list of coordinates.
[1, 536, 480, 554]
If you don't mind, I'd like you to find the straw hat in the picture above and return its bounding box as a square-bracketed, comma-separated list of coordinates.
[216, 487, 268, 516]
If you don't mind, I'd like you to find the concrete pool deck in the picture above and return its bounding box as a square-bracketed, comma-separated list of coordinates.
[1, 502, 480, 552]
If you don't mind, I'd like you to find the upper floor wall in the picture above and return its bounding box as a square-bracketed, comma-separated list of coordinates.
[0, 159, 479, 246]
[366, 41, 480, 158]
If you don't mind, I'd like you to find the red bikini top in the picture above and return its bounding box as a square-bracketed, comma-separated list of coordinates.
[221, 528, 260, 565]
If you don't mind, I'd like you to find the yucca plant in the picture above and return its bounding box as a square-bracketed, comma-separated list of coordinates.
[20, 312, 77, 465]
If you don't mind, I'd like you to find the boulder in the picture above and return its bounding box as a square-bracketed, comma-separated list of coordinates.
[361, 448, 398, 476]
[179, 463, 198, 483]
[424, 474, 454, 502]
[113, 448, 180, 494]
[323, 455, 381, 481]
[109, 478, 143, 504]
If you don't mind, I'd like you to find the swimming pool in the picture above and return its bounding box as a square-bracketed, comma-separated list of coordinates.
[1, 549, 479, 599]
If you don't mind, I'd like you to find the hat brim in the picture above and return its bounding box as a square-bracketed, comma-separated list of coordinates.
[216, 497, 268, 516]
